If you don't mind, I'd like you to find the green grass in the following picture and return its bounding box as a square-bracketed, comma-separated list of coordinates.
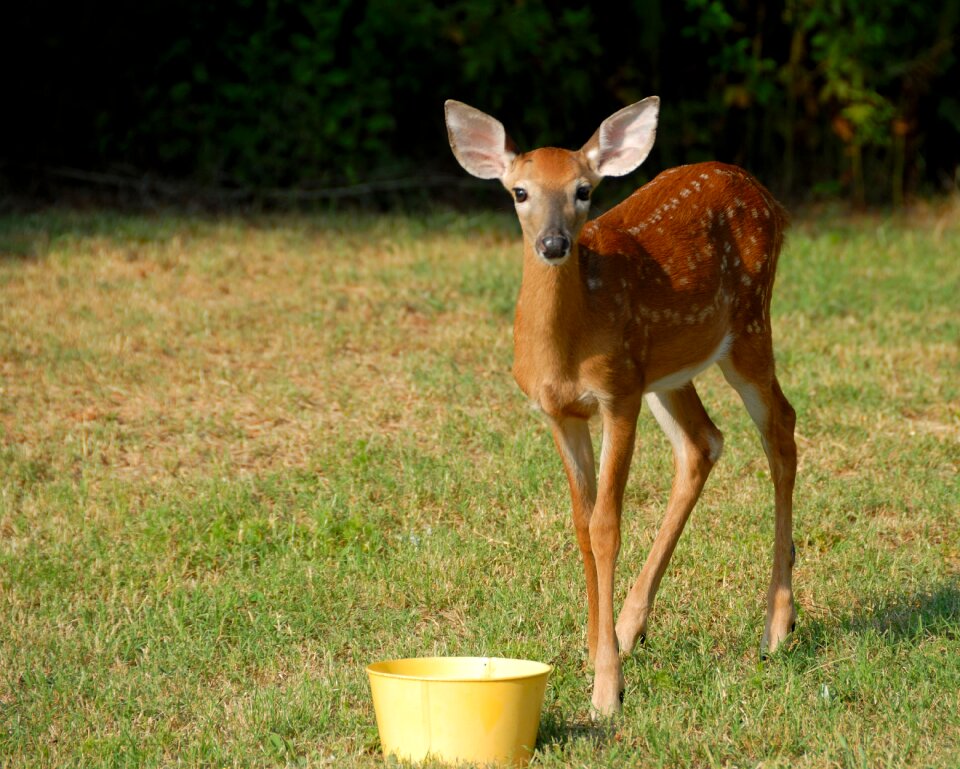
[1, 204, 958, 768]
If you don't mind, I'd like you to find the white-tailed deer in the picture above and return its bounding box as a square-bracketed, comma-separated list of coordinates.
[444, 97, 797, 716]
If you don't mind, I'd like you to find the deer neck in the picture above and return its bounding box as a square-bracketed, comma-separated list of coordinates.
[514, 240, 587, 385]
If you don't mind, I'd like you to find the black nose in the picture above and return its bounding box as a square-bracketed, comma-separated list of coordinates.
[538, 234, 570, 260]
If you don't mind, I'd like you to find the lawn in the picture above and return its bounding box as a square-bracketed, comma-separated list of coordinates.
[1, 203, 958, 767]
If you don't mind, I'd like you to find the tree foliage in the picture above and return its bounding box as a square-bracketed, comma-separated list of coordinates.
[6, 0, 959, 203]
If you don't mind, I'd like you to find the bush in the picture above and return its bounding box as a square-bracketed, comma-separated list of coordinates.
[6, 0, 959, 203]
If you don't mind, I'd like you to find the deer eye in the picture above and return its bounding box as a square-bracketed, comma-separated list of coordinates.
[513, 188, 528, 203]
[576, 185, 591, 202]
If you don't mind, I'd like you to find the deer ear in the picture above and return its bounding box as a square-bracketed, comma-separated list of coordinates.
[445, 100, 517, 180]
[582, 96, 660, 178]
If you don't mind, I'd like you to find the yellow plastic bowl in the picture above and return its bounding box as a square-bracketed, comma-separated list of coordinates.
[366, 656, 553, 767]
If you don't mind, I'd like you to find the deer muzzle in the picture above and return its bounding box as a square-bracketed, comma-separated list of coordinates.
[536, 231, 571, 263]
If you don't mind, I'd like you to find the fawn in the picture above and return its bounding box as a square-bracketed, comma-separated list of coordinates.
[444, 97, 797, 717]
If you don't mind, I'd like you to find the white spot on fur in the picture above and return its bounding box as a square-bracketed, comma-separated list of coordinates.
[552, 416, 595, 494]
[707, 429, 724, 463]
[644, 392, 688, 462]
[719, 361, 770, 435]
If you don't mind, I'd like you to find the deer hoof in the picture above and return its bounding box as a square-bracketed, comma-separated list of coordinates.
[590, 695, 623, 721]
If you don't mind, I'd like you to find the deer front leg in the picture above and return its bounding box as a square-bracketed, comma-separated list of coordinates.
[550, 417, 599, 663]
[590, 399, 642, 717]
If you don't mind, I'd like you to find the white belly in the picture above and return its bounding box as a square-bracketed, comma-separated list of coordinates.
[644, 332, 733, 393]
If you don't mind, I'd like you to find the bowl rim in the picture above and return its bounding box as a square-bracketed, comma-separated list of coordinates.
[366, 656, 554, 683]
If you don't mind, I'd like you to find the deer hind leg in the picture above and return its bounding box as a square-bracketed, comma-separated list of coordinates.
[719, 349, 797, 655]
[550, 417, 600, 664]
[616, 385, 724, 656]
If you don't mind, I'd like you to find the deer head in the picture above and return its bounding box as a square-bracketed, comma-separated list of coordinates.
[444, 98, 660, 265]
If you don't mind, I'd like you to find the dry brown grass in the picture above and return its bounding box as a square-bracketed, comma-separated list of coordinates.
[0, 214, 516, 489]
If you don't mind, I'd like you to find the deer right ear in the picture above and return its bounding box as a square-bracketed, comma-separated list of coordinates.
[444, 100, 517, 180]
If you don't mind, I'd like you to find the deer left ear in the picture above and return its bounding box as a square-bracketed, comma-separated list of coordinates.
[582, 96, 660, 178]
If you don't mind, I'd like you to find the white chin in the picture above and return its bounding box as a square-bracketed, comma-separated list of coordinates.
[537, 250, 570, 266]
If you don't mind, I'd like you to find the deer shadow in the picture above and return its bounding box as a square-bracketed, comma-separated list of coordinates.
[533, 580, 959, 755]
[790, 579, 960, 662]
[536, 707, 611, 755]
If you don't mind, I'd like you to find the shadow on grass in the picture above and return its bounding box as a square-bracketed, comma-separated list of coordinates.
[0, 228, 51, 261]
[532, 583, 958, 758]
[793, 580, 960, 662]
[536, 707, 613, 755]
[849, 582, 959, 638]
[0, 213, 111, 261]
[0, 210, 185, 262]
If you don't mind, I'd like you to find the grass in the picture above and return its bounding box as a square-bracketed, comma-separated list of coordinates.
[0, 201, 958, 768]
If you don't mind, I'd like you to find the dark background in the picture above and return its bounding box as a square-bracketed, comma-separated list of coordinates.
[3, 0, 958, 208]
